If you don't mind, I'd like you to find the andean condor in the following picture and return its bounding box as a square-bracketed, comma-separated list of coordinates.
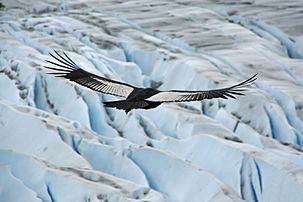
[44, 51, 257, 114]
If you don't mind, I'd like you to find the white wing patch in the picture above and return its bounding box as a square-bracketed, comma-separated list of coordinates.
[91, 76, 134, 97]
[146, 92, 201, 102]
[146, 74, 257, 102]
[45, 51, 135, 98]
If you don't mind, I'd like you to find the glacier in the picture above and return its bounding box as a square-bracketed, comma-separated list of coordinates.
[1, 0, 303, 202]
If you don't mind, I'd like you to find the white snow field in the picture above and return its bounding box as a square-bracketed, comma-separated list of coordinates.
[1, 0, 303, 201]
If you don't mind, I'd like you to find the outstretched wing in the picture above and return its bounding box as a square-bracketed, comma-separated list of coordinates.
[44, 51, 135, 97]
[146, 74, 257, 102]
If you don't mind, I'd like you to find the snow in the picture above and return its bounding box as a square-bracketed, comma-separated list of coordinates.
[129, 147, 243, 202]
[0, 150, 166, 202]
[0, 165, 41, 202]
[1, 0, 303, 202]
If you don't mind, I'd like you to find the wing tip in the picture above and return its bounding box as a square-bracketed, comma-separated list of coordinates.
[47, 50, 79, 71]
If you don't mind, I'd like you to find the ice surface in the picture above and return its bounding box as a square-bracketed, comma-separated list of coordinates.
[1, 0, 303, 202]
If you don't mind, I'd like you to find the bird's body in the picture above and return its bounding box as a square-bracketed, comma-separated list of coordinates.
[127, 88, 160, 101]
[45, 51, 257, 114]
[104, 88, 162, 114]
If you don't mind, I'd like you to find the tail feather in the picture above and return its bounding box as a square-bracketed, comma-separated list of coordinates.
[103, 100, 148, 114]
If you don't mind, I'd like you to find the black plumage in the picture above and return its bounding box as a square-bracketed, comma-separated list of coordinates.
[44, 51, 257, 114]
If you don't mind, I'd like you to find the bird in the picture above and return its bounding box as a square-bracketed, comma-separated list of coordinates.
[44, 51, 257, 114]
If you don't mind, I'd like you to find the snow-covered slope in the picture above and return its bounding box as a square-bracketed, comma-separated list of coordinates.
[1, 1, 303, 202]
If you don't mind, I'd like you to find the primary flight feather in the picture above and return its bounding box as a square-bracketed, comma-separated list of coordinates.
[44, 51, 257, 114]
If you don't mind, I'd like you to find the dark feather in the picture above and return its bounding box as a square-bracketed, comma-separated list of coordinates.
[146, 74, 257, 102]
[45, 51, 135, 97]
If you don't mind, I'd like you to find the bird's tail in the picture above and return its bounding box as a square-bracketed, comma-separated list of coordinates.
[103, 100, 148, 114]
[103, 100, 126, 109]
